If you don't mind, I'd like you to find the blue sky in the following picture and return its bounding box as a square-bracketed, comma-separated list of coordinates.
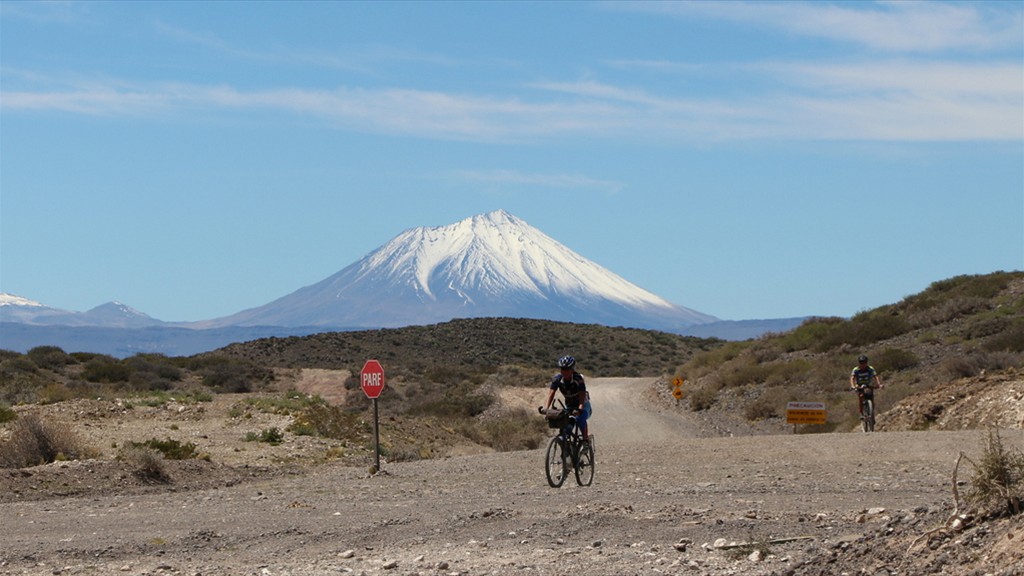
[1, 1, 1022, 323]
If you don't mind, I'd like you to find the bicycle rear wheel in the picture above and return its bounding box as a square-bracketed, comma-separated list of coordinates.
[574, 440, 594, 486]
[545, 436, 568, 488]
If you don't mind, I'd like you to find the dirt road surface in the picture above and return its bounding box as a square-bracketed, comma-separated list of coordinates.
[2, 378, 1022, 576]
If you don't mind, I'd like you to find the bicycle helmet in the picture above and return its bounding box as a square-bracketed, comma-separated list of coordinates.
[557, 355, 576, 370]
[858, 355, 868, 363]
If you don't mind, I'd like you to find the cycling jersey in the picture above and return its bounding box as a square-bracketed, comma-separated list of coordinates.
[851, 365, 877, 396]
[550, 371, 587, 411]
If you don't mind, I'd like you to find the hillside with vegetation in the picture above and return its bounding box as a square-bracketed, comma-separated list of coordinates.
[2, 271, 1021, 470]
[669, 271, 1024, 434]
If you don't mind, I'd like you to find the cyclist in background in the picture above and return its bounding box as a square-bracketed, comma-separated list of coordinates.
[543, 355, 591, 442]
[850, 354, 883, 417]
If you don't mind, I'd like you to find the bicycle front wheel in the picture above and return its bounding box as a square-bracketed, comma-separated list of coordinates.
[862, 399, 875, 432]
[574, 440, 594, 486]
[545, 436, 568, 488]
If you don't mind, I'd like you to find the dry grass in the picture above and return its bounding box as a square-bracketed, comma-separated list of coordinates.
[0, 413, 96, 468]
[965, 428, 1024, 517]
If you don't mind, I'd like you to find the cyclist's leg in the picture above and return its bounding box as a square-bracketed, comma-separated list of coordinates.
[577, 409, 589, 442]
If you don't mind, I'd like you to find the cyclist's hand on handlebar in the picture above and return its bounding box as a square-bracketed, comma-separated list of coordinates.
[571, 409, 580, 416]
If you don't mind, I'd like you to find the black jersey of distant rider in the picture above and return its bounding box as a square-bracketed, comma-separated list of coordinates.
[851, 365, 877, 397]
[550, 371, 587, 410]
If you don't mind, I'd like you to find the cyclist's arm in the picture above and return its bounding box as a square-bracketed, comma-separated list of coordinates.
[543, 387, 557, 411]
[849, 372, 857, 389]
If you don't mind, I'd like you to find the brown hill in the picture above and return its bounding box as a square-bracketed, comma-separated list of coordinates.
[666, 271, 1024, 435]
[211, 316, 720, 378]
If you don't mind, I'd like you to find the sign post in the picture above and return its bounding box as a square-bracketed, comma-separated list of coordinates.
[360, 359, 386, 472]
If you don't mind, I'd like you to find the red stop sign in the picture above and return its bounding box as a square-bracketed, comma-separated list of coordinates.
[360, 359, 385, 399]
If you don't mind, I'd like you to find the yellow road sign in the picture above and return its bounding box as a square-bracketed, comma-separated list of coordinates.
[672, 387, 684, 400]
[786, 402, 826, 425]
[672, 377, 684, 388]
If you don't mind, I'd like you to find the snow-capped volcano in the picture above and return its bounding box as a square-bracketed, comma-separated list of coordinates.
[207, 210, 716, 331]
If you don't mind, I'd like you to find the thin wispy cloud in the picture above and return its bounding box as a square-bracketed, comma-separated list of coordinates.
[616, 0, 1022, 53]
[453, 169, 624, 195]
[4, 0, 1020, 145]
[155, 20, 463, 76]
[4, 69, 1020, 142]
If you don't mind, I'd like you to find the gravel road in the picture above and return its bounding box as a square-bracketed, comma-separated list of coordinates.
[2, 377, 1022, 576]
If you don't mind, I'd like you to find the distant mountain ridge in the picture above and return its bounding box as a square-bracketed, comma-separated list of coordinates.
[0, 294, 163, 328]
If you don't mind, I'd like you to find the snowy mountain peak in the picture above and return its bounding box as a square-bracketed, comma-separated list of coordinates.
[87, 301, 153, 319]
[0, 293, 46, 307]
[211, 210, 717, 330]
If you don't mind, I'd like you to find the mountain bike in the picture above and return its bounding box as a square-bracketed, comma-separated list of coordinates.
[854, 385, 875, 432]
[539, 404, 594, 488]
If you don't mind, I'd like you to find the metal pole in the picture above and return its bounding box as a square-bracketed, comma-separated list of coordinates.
[373, 397, 381, 472]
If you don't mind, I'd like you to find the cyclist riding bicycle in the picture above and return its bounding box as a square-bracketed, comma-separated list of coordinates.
[543, 356, 592, 443]
[849, 354, 883, 417]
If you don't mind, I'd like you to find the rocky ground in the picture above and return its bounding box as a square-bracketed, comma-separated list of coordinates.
[2, 375, 1023, 576]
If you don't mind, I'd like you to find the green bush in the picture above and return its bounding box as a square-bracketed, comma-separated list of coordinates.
[874, 347, 920, 372]
[245, 427, 284, 445]
[289, 402, 369, 441]
[984, 322, 1024, 353]
[127, 438, 199, 460]
[0, 403, 15, 424]
[813, 313, 911, 352]
[773, 317, 845, 352]
[82, 355, 132, 383]
[26, 346, 74, 371]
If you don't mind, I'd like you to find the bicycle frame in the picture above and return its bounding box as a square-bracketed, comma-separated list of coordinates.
[543, 401, 594, 487]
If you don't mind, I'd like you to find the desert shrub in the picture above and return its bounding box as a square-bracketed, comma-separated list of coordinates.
[683, 341, 750, 378]
[118, 446, 171, 483]
[476, 409, 547, 451]
[813, 313, 911, 352]
[745, 396, 780, 421]
[0, 414, 94, 468]
[874, 347, 920, 372]
[37, 382, 79, 404]
[774, 317, 845, 352]
[245, 427, 284, 445]
[0, 403, 16, 424]
[127, 370, 175, 392]
[1, 354, 38, 374]
[688, 383, 719, 411]
[903, 273, 1016, 317]
[963, 428, 1024, 516]
[123, 354, 184, 391]
[245, 390, 319, 415]
[983, 322, 1024, 353]
[188, 356, 272, 393]
[290, 402, 370, 441]
[713, 354, 811, 389]
[26, 346, 74, 371]
[127, 438, 198, 460]
[941, 356, 982, 379]
[200, 362, 251, 392]
[82, 355, 132, 383]
[942, 351, 1023, 379]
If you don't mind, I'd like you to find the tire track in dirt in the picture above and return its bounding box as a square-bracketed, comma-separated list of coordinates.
[587, 377, 702, 447]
